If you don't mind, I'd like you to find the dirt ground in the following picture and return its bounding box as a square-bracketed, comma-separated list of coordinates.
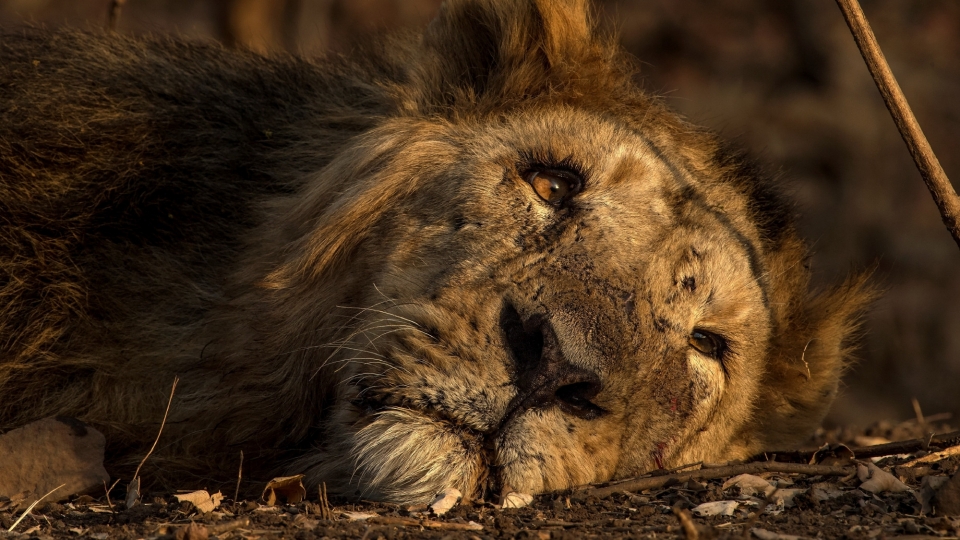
[3, 419, 958, 540]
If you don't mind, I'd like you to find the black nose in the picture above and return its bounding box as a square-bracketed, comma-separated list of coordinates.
[500, 302, 605, 420]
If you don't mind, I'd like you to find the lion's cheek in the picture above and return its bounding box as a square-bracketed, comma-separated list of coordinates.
[495, 409, 620, 494]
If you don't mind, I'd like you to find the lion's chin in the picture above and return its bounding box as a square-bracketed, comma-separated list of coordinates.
[348, 408, 488, 504]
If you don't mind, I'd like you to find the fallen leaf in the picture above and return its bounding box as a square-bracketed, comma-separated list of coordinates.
[857, 462, 911, 493]
[920, 476, 949, 515]
[429, 488, 461, 516]
[692, 500, 738, 516]
[752, 528, 808, 540]
[125, 477, 140, 509]
[0, 417, 110, 507]
[774, 489, 808, 508]
[723, 474, 776, 497]
[261, 475, 305, 506]
[932, 470, 960, 516]
[810, 482, 845, 502]
[174, 490, 224, 513]
[0, 492, 29, 511]
[501, 492, 533, 509]
[810, 443, 856, 466]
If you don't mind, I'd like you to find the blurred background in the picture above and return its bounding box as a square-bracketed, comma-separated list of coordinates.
[1, 0, 957, 428]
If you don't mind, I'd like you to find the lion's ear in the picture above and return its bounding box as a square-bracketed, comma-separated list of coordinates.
[416, 0, 602, 105]
[744, 272, 876, 452]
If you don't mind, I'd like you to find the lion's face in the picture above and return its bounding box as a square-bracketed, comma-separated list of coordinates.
[320, 109, 774, 501]
[262, 0, 870, 504]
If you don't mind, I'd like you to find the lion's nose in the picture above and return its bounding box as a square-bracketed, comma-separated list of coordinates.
[499, 303, 606, 420]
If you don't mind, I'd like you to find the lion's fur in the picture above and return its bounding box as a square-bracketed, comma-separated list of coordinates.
[0, 0, 873, 503]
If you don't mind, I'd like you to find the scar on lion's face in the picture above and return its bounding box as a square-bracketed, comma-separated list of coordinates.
[0, 0, 873, 504]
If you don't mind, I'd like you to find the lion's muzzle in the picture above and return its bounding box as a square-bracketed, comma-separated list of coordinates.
[499, 302, 606, 422]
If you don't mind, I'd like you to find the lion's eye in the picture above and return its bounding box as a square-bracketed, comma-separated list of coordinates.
[525, 170, 579, 205]
[689, 329, 725, 359]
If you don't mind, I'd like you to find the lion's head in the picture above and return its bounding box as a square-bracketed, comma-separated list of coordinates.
[216, 0, 875, 503]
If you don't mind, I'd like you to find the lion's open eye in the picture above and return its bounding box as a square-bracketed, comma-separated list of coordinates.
[525, 170, 580, 205]
[689, 329, 726, 359]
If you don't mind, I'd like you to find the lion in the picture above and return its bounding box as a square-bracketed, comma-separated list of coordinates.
[0, 0, 871, 504]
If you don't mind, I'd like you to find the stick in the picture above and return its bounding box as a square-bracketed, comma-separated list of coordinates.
[740, 489, 779, 540]
[672, 506, 699, 540]
[103, 478, 121, 513]
[234, 450, 244, 502]
[835, 0, 960, 249]
[364, 515, 483, 531]
[572, 462, 850, 500]
[760, 429, 960, 463]
[132, 376, 179, 480]
[8, 484, 65, 532]
[126, 376, 179, 507]
[106, 0, 127, 32]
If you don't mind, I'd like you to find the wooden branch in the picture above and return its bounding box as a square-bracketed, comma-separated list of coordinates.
[572, 462, 850, 500]
[835, 0, 960, 249]
[107, 0, 127, 32]
[760, 429, 960, 464]
[366, 516, 483, 531]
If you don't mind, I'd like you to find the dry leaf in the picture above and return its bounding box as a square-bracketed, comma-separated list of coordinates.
[0, 417, 110, 507]
[261, 475, 306, 506]
[0, 492, 30, 511]
[722, 474, 776, 497]
[920, 476, 949, 515]
[501, 492, 533, 509]
[774, 489, 807, 508]
[857, 462, 911, 493]
[811, 443, 856, 466]
[692, 500, 738, 516]
[932, 470, 960, 516]
[125, 477, 140, 509]
[174, 490, 224, 513]
[809, 482, 845, 502]
[429, 488, 462, 516]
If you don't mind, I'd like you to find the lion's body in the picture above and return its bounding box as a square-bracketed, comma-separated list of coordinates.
[0, 0, 870, 503]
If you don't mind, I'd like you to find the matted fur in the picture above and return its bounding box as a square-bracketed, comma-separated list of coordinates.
[0, 0, 872, 503]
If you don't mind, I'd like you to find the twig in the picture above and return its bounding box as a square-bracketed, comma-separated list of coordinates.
[760, 429, 960, 463]
[234, 450, 244, 502]
[740, 488, 779, 540]
[572, 462, 849, 500]
[103, 478, 121, 513]
[835, 0, 960, 249]
[132, 376, 179, 480]
[8, 484, 65, 532]
[106, 0, 126, 32]
[672, 506, 699, 539]
[365, 515, 483, 531]
[912, 398, 926, 427]
[127, 375, 179, 507]
[319, 482, 332, 520]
